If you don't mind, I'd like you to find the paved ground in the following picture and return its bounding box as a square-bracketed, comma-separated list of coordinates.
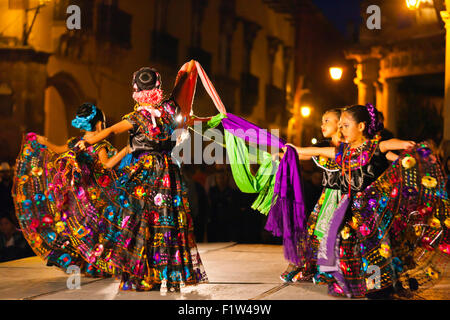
[0, 243, 448, 300]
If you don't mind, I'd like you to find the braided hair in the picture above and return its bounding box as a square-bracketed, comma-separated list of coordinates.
[343, 104, 383, 138]
[71, 103, 106, 132]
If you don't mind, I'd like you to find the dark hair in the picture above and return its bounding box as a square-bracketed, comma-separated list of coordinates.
[72, 103, 106, 131]
[343, 104, 383, 138]
[132, 67, 161, 92]
[324, 107, 342, 118]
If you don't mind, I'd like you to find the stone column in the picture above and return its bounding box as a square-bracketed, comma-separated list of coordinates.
[374, 80, 384, 114]
[381, 78, 399, 136]
[346, 51, 380, 106]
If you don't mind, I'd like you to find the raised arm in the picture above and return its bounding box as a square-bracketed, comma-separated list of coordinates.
[97, 145, 130, 169]
[379, 138, 416, 153]
[76, 120, 133, 150]
[171, 60, 197, 118]
[36, 135, 69, 154]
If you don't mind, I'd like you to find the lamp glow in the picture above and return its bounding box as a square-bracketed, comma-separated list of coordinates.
[301, 106, 311, 118]
[406, 0, 421, 10]
[329, 67, 343, 81]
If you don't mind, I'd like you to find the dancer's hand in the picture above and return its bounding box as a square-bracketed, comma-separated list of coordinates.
[402, 140, 416, 150]
[185, 59, 196, 73]
[75, 140, 90, 151]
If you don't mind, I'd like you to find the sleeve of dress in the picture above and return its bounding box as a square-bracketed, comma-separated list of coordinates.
[162, 99, 184, 129]
[122, 111, 140, 132]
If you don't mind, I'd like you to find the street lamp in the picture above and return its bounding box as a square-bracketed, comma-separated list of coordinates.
[406, 0, 422, 10]
[300, 106, 311, 118]
[329, 67, 343, 81]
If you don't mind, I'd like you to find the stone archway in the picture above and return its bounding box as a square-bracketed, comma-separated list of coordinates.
[45, 72, 86, 143]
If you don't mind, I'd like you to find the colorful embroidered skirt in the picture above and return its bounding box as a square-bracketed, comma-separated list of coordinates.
[324, 143, 449, 298]
[12, 133, 115, 277]
[94, 152, 208, 291]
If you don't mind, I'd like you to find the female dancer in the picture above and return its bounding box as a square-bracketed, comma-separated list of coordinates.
[286, 104, 426, 298]
[281, 108, 401, 284]
[280, 108, 343, 282]
[75, 62, 208, 292]
[13, 103, 129, 277]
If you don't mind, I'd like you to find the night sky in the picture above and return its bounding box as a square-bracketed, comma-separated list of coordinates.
[311, 0, 363, 37]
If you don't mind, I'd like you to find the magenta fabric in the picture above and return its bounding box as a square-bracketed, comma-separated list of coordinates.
[222, 113, 307, 265]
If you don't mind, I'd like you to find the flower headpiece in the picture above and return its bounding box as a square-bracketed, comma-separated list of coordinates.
[71, 105, 98, 131]
[365, 103, 383, 137]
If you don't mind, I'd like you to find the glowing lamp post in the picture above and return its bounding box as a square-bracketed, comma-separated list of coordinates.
[300, 106, 311, 118]
[329, 67, 343, 81]
[406, 0, 421, 10]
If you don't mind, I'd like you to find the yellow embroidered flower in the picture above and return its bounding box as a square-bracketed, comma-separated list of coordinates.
[55, 221, 65, 233]
[28, 233, 42, 247]
[318, 156, 327, 166]
[426, 267, 439, 280]
[318, 192, 326, 205]
[90, 189, 101, 200]
[23, 146, 33, 156]
[31, 167, 43, 177]
[414, 225, 422, 237]
[421, 176, 437, 189]
[134, 186, 146, 198]
[18, 175, 29, 184]
[428, 217, 441, 229]
[379, 243, 391, 259]
[341, 226, 350, 240]
[445, 218, 450, 229]
[143, 157, 153, 168]
[401, 156, 416, 169]
[348, 216, 360, 230]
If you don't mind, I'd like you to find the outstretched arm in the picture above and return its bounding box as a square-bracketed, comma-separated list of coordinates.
[97, 145, 130, 169]
[76, 120, 133, 150]
[36, 135, 69, 154]
[379, 138, 415, 153]
[284, 143, 336, 159]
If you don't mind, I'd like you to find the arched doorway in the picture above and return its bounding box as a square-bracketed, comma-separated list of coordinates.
[45, 72, 86, 144]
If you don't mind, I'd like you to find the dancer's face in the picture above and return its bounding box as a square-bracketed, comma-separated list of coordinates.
[321, 112, 340, 138]
[339, 112, 365, 144]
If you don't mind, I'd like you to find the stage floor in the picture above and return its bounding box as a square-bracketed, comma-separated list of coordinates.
[0, 243, 448, 300]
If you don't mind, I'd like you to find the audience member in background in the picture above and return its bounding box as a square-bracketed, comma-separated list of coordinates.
[207, 165, 239, 242]
[0, 162, 14, 216]
[0, 214, 34, 262]
[183, 165, 209, 242]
